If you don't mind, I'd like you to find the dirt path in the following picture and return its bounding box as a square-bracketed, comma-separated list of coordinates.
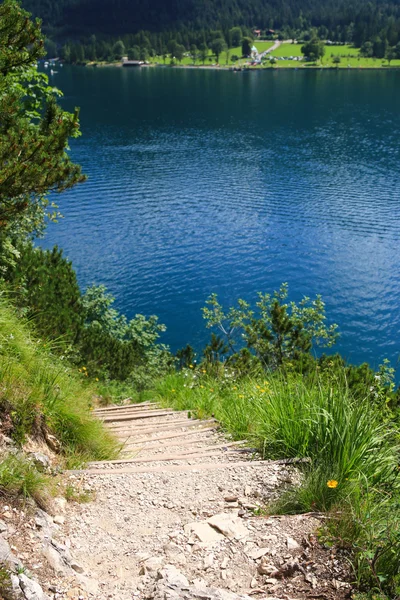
[34, 403, 346, 600]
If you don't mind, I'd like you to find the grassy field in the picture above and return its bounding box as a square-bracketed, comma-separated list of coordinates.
[151, 41, 400, 69]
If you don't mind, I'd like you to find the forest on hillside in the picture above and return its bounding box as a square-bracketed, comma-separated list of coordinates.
[23, 0, 400, 45]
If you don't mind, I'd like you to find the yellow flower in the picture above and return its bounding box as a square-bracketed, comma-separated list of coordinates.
[202, 369, 206, 374]
[327, 480, 338, 489]
[82, 366, 87, 370]
[239, 394, 244, 398]
[78, 368, 82, 373]
[95, 378, 99, 382]
[171, 389, 176, 393]
[233, 386, 237, 390]
[189, 364, 194, 369]
[264, 380, 269, 385]
[200, 385, 204, 389]
[256, 385, 260, 389]
[260, 389, 266, 393]
[210, 388, 214, 392]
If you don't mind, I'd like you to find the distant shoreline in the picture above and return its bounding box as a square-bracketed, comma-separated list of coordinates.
[85, 61, 400, 71]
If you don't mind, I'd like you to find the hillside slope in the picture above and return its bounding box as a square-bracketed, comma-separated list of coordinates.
[22, 0, 400, 37]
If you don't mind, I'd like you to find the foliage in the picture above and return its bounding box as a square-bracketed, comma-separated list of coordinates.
[202, 284, 338, 371]
[6, 243, 83, 343]
[0, 293, 119, 462]
[0, 0, 85, 230]
[0, 453, 49, 500]
[80, 284, 172, 384]
[155, 364, 400, 595]
[301, 37, 325, 61]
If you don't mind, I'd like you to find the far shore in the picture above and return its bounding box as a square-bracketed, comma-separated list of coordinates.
[85, 61, 400, 71]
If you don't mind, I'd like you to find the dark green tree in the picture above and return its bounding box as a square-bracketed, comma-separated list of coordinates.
[199, 42, 208, 64]
[0, 0, 85, 267]
[176, 345, 195, 369]
[241, 37, 252, 57]
[301, 37, 325, 61]
[211, 37, 226, 62]
[230, 27, 242, 47]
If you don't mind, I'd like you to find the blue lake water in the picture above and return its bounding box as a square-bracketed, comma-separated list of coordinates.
[42, 66, 400, 369]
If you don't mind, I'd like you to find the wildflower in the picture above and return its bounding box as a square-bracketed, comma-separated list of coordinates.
[189, 364, 194, 369]
[82, 366, 87, 371]
[256, 385, 260, 389]
[233, 386, 237, 390]
[200, 385, 204, 389]
[95, 378, 99, 382]
[210, 388, 214, 392]
[78, 368, 82, 373]
[327, 480, 338, 489]
[260, 389, 266, 393]
[171, 389, 176, 393]
[239, 394, 244, 398]
[202, 369, 206, 374]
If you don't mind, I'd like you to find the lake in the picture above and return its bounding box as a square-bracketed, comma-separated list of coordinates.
[42, 66, 400, 369]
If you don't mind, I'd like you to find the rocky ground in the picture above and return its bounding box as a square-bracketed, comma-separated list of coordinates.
[0, 403, 352, 600]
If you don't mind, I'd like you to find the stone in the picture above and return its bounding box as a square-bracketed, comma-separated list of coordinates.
[29, 453, 51, 472]
[42, 543, 69, 575]
[224, 496, 238, 503]
[0, 519, 8, 534]
[144, 556, 164, 572]
[157, 564, 189, 588]
[53, 497, 67, 514]
[163, 543, 187, 566]
[247, 547, 270, 560]
[11, 575, 24, 598]
[185, 522, 224, 543]
[53, 515, 65, 525]
[203, 553, 214, 569]
[71, 561, 85, 574]
[208, 513, 249, 540]
[0, 535, 18, 566]
[286, 537, 300, 551]
[19, 573, 50, 600]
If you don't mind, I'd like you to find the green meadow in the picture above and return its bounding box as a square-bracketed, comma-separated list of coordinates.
[152, 41, 400, 69]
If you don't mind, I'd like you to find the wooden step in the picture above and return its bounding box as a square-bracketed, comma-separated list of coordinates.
[106, 418, 199, 433]
[106, 415, 188, 429]
[122, 437, 246, 453]
[94, 402, 157, 414]
[114, 420, 218, 438]
[71, 459, 271, 476]
[88, 441, 247, 466]
[120, 427, 218, 447]
[101, 410, 176, 423]
[87, 449, 237, 467]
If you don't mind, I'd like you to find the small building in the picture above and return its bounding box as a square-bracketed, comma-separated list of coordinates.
[253, 29, 262, 38]
[251, 45, 259, 59]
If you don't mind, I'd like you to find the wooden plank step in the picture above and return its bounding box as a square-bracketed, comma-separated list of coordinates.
[114, 420, 218, 438]
[71, 459, 271, 476]
[120, 427, 217, 447]
[96, 409, 172, 420]
[94, 402, 157, 414]
[88, 441, 246, 466]
[87, 449, 236, 467]
[101, 410, 177, 423]
[106, 418, 197, 432]
[122, 437, 246, 453]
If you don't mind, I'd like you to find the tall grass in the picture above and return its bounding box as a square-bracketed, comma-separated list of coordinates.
[0, 295, 119, 470]
[155, 369, 400, 597]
